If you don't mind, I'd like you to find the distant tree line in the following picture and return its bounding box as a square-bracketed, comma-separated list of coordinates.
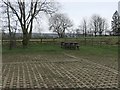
[49, 14, 111, 38]
[78, 14, 109, 37]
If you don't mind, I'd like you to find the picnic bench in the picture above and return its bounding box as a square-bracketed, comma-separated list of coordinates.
[61, 42, 79, 50]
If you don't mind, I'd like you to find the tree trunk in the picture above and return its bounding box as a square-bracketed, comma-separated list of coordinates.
[99, 31, 102, 36]
[9, 33, 16, 49]
[22, 32, 29, 48]
[58, 32, 61, 38]
[9, 39, 12, 50]
[21, 22, 32, 48]
[94, 32, 97, 37]
[7, 1, 12, 50]
[22, 37, 29, 48]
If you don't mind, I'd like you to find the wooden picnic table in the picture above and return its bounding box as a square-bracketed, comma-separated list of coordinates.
[61, 42, 79, 50]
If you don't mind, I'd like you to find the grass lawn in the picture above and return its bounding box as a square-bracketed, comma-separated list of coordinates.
[65, 45, 118, 70]
[2, 43, 118, 69]
[2, 43, 63, 54]
[2, 43, 118, 58]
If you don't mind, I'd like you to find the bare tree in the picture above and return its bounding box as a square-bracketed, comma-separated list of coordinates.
[98, 17, 108, 36]
[0, 0, 19, 49]
[79, 18, 88, 37]
[75, 28, 80, 37]
[102, 19, 109, 36]
[6, 0, 12, 49]
[2, 0, 59, 48]
[90, 14, 109, 36]
[97, 17, 103, 36]
[90, 15, 99, 37]
[49, 13, 73, 38]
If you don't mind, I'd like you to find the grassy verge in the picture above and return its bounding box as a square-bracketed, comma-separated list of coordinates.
[64, 45, 118, 69]
[2, 43, 118, 69]
[3, 43, 118, 59]
[2, 43, 64, 55]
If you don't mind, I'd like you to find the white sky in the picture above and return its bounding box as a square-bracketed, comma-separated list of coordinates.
[57, 0, 119, 30]
[0, 0, 119, 33]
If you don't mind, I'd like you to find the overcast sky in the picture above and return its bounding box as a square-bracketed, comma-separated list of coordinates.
[56, 0, 119, 30]
[0, 0, 119, 33]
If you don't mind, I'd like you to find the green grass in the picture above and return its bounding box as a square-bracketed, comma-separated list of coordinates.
[63, 45, 118, 60]
[3, 43, 118, 56]
[2, 43, 64, 54]
[64, 45, 118, 69]
[2, 43, 118, 69]
[2, 35, 119, 57]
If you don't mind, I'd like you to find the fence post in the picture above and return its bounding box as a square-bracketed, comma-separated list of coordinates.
[40, 38, 42, 43]
[91, 37, 93, 46]
[84, 37, 86, 45]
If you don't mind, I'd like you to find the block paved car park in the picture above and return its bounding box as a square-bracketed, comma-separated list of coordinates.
[2, 54, 118, 89]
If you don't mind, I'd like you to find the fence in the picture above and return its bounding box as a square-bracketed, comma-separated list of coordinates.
[2, 36, 119, 46]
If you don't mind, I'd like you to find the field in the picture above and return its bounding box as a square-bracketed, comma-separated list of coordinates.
[2, 42, 119, 89]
